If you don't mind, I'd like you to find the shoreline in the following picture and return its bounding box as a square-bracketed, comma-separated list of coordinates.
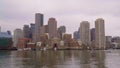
[0, 48, 119, 51]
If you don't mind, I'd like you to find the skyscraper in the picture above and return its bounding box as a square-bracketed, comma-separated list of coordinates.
[35, 13, 44, 42]
[73, 27, 80, 40]
[44, 25, 48, 33]
[23, 25, 30, 38]
[90, 28, 95, 47]
[73, 31, 79, 40]
[39, 25, 49, 35]
[29, 23, 35, 40]
[78, 27, 80, 39]
[80, 21, 90, 46]
[57, 26, 66, 39]
[13, 29, 23, 47]
[48, 18, 57, 39]
[91, 28, 95, 41]
[40, 26, 45, 35]
[95, 18, 106, 49]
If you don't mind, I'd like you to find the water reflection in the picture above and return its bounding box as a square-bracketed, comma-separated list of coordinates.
[35, 50, 106, 68]
[0, 50, 120, 68]
[89, 50, 106, 68]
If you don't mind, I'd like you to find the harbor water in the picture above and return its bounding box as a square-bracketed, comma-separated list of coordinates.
[0, 50, 120, 68]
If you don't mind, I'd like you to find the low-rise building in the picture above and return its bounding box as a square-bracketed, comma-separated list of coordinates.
[17, 38, 31, 50]
[0, 31, 13, 49]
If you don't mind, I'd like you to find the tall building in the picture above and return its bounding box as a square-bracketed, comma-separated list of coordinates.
[40, 25, 49, 35]
[40, 26, 45, 35]
[78, 27, 80, 39]
[95, 18, 106, 49]
[35, 13, 44, 42]
[13, 29, 23, 47]
[23, 25, 30, 38]
[80, 21, 90, 46]
[57, 26, 66, 39]
[48, 18, 57, 39]
[90, 28, 95, 47]
[73, 27, 80, 40]
[44, 25, 48, 33]
[73, 31, 79, 40]
[91, 28, 95, 41]
[29, 23, 35, 40]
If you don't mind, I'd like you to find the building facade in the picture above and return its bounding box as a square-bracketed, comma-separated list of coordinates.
[80, 21, 91, 46]
[29, 23, 35, 41]
[48, 18, 57, 39]
[35, 13, 44, 42]
[57, 26, 66, 39]
[106, 36, 112, 48]
[0, 31, 12, 49]
[90, 28, 95, 47]
[13, 29, 23, 47]
[73, 31, 79, 40]
[44, 25, 48, 33]
[23, 25, 30, 38]
[95, 18, 106, 49]
[63, 33, 72, 46]
[91, 28, 95, 41]
[73, 27, 80, 40]
[40, 26, 45, 35]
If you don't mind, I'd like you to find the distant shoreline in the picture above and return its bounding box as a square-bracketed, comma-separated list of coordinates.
[0, 48, 120, 51]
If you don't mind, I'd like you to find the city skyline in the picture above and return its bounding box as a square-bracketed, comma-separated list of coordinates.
[0, 0, 120, 36]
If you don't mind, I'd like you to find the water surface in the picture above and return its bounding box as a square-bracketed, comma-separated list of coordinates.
[0, 50, 120, 68]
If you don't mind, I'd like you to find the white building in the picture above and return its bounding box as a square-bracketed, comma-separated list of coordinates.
[95, 18, 106, 49]
[80, 21, 91, 46]
[13, 29, 23, 47]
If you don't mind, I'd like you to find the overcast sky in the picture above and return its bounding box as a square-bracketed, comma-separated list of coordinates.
[0, 0, 120, 36]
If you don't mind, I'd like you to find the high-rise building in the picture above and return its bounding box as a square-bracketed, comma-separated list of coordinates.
[40, 26, 45, 35]
[35, 13, 44, 42]
[57, 26, 66, 39]
[78, 27, 80, 39]
[91, 28, 95, 41]
[106, 36, 112, 48]
[73, 31, 79, 40]
[80, 21, 90, 46]
[90, 28, 95, 47]
[40, 25, 49, 35]
[44, 25, 48, 33]
[48, 18, 57, 39]
[29, 23, 35, 40]
[73, 27, 80, 40]
[23, 25, 30, 38]
[13, 29, 23, 47]
[95, 18, 106, 49]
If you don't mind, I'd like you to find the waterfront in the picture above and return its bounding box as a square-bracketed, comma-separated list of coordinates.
[0, 50, 120, 68]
